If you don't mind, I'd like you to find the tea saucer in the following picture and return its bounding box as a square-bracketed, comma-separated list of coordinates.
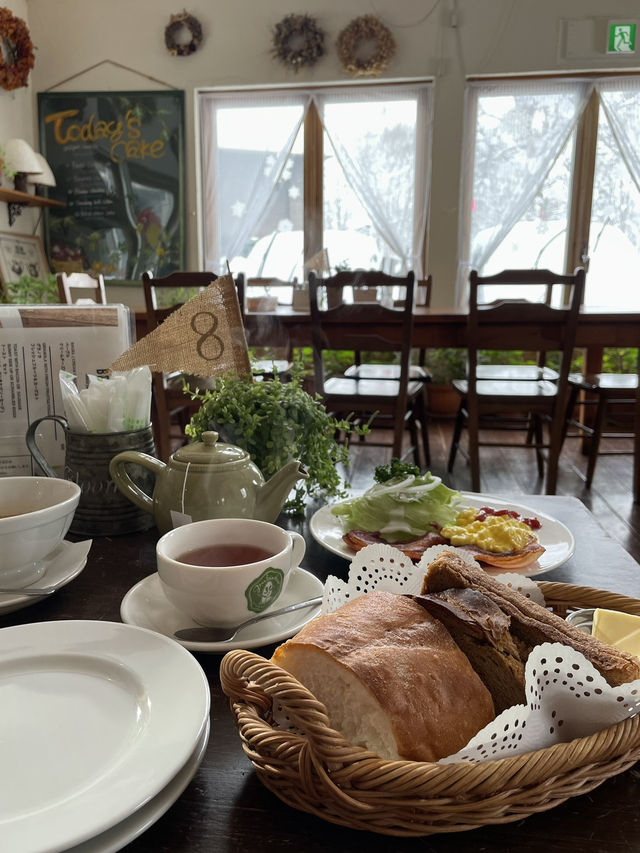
[0, 539, 92, 615]
[120, 567, 324, 653]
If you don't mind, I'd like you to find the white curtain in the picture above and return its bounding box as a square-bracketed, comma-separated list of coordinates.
[199, 91, 312, 274]
[456, 78, 593, 307]
[313, 84, 432, 278]
[597, 77, 640, 196]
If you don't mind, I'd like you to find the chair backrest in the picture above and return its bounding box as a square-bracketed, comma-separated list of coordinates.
[472, 268, 556, 370]
[466, 267, 586, 394]
[56, 271, 107, 305]
[142, 270, 218, 333]
[417, 275, 433, 308]
[308, 270, 416, 389]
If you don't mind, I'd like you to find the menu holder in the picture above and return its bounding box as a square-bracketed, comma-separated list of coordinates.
[0, 303, 133, 476]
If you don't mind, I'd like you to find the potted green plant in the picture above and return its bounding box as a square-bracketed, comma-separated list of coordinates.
[185, 361, 364, 513]
[421, 348, 467, 417]
[1, 273, 58, 304]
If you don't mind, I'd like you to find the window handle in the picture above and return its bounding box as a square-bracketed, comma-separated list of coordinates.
[580, 244, 590, 269]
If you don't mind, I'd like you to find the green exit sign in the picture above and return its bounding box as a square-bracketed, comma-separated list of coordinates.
[608, 22, 636, 53]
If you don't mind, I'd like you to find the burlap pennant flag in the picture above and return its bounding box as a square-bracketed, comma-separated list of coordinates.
[110, 274, 251, 377]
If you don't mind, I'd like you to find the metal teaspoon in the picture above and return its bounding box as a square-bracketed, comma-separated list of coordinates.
[173, 596, 323, 642]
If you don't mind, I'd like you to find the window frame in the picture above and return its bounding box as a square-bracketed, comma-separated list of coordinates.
[196, 80, 433, 279]
[460, 70, 640, 307]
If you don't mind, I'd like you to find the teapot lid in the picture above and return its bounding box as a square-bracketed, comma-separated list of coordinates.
[172, 431, 249, 465]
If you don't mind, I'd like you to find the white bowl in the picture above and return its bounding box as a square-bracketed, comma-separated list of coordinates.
[0, 477, 81, 587]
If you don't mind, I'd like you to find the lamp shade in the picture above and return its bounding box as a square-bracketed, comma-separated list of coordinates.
[3, 138, 42, 174]
[27, 153, 56, 187]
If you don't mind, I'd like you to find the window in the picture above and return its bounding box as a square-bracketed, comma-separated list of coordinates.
[459, 76, 640, 308]
[198, 83, 432, 286]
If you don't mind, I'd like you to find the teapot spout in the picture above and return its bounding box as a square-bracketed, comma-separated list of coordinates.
[255, 460, 308, 522]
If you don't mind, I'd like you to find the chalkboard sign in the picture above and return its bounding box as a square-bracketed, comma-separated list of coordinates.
[38, 90, 185, 280]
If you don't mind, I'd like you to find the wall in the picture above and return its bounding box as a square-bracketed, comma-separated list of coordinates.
[0, 0, 40, 235]
[1, 0, 639, 305]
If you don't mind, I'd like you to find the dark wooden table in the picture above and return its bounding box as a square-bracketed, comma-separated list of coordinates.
[2, 495, 640, 852]
[244, 303, 640, 354]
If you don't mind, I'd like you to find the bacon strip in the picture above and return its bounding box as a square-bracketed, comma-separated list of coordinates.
[342, 530, 545, 568]
[343, 530, 448, 561]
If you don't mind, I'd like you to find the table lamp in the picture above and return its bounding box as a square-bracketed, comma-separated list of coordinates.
[3, 137, 42, 192]
[27, 152, 56, 195]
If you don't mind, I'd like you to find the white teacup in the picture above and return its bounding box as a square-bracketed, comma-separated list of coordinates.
[156, 518, 306, 627]
[0, 476, 81, 588]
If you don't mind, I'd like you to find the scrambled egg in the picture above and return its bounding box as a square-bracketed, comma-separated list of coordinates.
[441, 509, 533, 553]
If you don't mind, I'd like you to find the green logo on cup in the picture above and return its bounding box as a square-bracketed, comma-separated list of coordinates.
[245, 567, 284, 613]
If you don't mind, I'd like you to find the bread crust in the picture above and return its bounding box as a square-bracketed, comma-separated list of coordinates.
[272, 590, 495, 762]
[422, 551, 640, 687]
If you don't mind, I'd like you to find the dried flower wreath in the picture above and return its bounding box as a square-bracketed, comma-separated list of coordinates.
[336, 15, 396, 77]
[0, 7, 35, 91]
[271, 13, 326, 72]
[165, 10, 203, 57]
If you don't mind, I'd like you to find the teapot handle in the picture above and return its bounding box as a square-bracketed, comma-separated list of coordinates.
[109, 451, 164, 515]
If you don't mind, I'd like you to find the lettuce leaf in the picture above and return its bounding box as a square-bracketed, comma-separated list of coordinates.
[331, 472, 461, 541]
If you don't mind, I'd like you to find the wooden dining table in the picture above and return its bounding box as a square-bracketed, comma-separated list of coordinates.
[244, 303, 640, 357]
[2, 493, 640, 853]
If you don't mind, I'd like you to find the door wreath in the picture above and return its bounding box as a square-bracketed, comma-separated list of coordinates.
[0, 7, 35, 91]
[336, 15, 396, 77]
[271, 13, 326, 71]
[164, 11, 203, 57]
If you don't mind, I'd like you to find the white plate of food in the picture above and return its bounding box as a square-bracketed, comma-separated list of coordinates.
[310, 492, 575, 576]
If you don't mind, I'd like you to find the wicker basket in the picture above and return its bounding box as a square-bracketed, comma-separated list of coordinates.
[220, 582, 640, 836]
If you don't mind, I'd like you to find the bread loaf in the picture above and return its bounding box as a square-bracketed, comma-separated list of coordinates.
[420, 551, 640, 697]
[415, 586, 526, 713]
[272, 590, 495, 763]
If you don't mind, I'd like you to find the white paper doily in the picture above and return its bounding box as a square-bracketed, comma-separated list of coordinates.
[317, 544, 640, 763]
[322, 544, 545, 613]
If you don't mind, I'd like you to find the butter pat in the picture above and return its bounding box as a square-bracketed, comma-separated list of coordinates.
[592, 608, 640, 658]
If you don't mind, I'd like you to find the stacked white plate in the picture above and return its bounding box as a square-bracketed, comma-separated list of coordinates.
[0, 620, 210, 853]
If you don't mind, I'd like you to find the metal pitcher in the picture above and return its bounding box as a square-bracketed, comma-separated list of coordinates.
[26, 415, 156, 536]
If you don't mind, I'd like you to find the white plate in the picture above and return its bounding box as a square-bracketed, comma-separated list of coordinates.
[121, 567, 324, 653]
[310, 492, 576, 577]
[0, 539, 92, 615]
[0, 620, 210, 853]
[65, 719, 210, 853]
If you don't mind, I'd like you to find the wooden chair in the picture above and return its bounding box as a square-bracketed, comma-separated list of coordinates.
[345, 274, 432, 382]
[564, 370, 638, 488]
[56, 271, 107, 305]
[447, 267, 585, 494]
[236, 273, 293, 379]
[308, 270, 429, 467]
[470, 272, 559, 382]
[143, 270, 218, 462]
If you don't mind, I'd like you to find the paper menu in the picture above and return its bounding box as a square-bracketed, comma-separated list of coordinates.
[0, 304, 133, 476]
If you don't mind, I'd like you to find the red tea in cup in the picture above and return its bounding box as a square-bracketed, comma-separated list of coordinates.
[177, 544, 274, 567]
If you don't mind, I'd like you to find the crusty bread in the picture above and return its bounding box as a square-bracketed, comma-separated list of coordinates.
[415, 587, 526, 713]
[272, 590, 495, 763]
[421, 551, 640, 690]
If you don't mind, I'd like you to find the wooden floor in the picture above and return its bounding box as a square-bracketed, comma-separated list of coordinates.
[342, 416, 640, 565]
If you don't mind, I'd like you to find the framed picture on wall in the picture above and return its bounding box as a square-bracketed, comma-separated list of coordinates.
[0, 231, 50, 286]
[37, 90, 186, 282]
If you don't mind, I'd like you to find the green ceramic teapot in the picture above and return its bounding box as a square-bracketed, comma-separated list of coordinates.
[109, 431, 308, 535]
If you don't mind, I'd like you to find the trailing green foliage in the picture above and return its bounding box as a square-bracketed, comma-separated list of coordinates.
[185, 361, 365, 514]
